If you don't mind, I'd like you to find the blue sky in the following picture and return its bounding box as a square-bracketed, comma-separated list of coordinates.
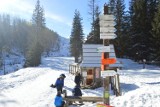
[0, 0, 129, 38]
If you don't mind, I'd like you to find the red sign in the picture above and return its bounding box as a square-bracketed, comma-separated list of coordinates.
[101, 58, 116, 65]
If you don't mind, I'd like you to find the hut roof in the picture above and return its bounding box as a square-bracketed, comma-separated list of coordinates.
[80, 44, 123, 68]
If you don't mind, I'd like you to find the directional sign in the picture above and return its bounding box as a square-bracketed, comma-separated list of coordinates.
[101, 58, 116, 65]
[100, 27, 116, 33]
[99, 15, 115, 21]
[100, 21, 115, 27]
[101, 70, 117, 77]
[100, 34, 117, 39]
[97, 46, 110, 52]
[100, 32, 116, 35]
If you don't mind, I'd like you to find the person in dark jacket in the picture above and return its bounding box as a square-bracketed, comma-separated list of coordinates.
[74, 72, 82, 87]
[54, 91, 65, 107]
[54, 74, 66, 93]
[72, 85, 82, 96]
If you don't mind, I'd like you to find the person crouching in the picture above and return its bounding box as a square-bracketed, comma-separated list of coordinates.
[54, 74, 66, 93]
[54, 91, 65, 107]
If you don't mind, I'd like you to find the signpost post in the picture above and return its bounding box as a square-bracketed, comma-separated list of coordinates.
[99, 4, 116, 106]
[103, 4, 110, 105]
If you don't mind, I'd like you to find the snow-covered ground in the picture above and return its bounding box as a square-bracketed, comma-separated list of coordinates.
[0, 57, 160, 107]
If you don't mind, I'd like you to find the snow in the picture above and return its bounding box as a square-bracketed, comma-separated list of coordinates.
[49, 36, 70, 57]
[0, 57, 160, 107]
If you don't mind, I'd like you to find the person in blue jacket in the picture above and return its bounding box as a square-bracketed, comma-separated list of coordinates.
[54, 91, 65, 107]
[54, 74, 66, 93]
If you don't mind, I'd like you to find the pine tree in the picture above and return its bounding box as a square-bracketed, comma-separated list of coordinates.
[70, 10, 84, 63]
[150, 2, 160, 63]
[129, 0, 147, 61]
[85, 0, 102, 44]
[129, 0, 159, 61]
[147, 0, 159, 60]
[109, 0, 116, 13]
[24, 41, 43, 67]
[93, 6, 102, 44]
[32, 0, 45, 29]
[111, 0, 126, 58]
[86, 5, 102, 44]
[24, 0, 45, 67]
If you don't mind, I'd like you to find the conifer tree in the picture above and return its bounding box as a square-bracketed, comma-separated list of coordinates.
[111, 0, 126, 57]
[86, 6, 101, 44]
[129, 0, 159, 61]
[150, 2, 160, 63]
[85, 0, 101, 44]
[129, 0, 148, 61]
[70, 10, 84, 63]
[24, 0, 45, 67]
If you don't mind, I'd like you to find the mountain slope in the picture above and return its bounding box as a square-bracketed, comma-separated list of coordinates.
[50, 36, 70, 57]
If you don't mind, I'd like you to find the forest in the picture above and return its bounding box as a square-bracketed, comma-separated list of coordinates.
[70, 0, 160, 65]
[0, 0, 60, 68]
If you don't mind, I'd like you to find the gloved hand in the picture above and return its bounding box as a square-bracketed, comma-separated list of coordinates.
[50, 84, 56, 88]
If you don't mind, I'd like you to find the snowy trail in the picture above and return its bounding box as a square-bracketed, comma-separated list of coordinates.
[0, 57, 160, 107]
[0, 57, 75, 107]
[1, 68, 54, 107]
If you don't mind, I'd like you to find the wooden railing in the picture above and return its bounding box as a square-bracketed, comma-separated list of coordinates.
[69, 64, 80, 75]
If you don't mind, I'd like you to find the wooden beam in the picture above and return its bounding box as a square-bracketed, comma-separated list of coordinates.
[64, 96, 103, 102]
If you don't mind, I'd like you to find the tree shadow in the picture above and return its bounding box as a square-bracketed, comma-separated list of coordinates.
[121, 83, 139, 93]
[0, 100, 17, 107]
[145, 82, 160, 85]
[0, 94, 18, 107]
[63, 86, 73, 91]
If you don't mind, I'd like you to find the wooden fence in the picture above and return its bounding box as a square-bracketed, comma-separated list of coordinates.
[69, 63, 80, 75]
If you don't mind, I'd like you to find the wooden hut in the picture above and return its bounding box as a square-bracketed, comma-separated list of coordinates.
[80, 44, 123, 88]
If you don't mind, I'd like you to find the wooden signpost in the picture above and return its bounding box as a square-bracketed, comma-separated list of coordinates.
[101, 58, 116, 65]
[101, 70, 117, 77]
[97, 46, 110, 52]
[100, 34, 117, 39]
[100, 27, 116, 33]
[100, 21, 115, 27]
[99, 15, 115, 21]
[99, 4, 117, 106]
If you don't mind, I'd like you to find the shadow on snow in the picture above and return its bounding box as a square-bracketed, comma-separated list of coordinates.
[121, 83, 139, 93]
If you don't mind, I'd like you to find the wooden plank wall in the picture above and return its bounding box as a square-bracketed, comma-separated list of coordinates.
[81, 44, 123, 68]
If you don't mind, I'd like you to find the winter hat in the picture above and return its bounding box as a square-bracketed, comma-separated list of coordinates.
[60, 74, 66, 78]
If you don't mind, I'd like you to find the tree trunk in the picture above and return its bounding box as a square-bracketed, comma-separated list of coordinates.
[75, 56, 79, 63]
